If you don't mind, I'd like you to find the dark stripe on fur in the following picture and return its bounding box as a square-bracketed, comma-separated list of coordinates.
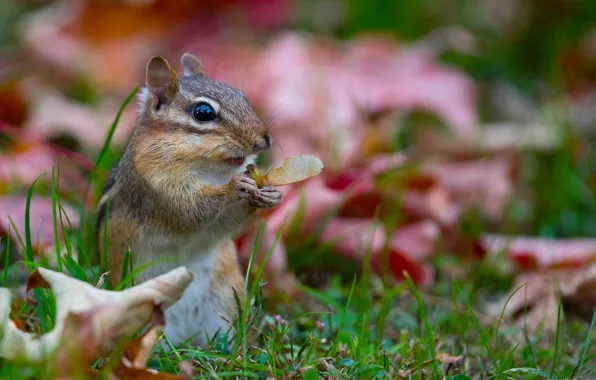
[95, 160, 120, 244]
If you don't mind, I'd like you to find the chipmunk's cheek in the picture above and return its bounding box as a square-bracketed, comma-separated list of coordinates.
[174, 135, 221, 163]
[173, 142, 201, 164]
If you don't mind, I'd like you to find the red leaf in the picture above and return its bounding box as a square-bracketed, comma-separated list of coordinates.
[319, 218, 436, 286]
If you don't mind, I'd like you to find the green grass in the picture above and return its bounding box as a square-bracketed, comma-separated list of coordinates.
[0, 197, 594, 379]
[1, 197, 596, 379]
[1, 98, 596, 379]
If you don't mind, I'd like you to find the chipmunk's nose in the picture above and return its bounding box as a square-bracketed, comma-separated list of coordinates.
[253, 133, 272, 151]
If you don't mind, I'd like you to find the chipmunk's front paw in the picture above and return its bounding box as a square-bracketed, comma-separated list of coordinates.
[233, 175, 259, 201]
[251, 186, 282, 208]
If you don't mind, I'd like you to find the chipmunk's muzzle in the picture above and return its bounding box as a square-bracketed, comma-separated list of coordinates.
[253, 133, 272, 151]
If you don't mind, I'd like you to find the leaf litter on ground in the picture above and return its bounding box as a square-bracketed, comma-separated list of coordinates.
[0, 266, 192, 378]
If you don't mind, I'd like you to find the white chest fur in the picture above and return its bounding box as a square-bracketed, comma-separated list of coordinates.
[163, 248, 232, 347]
[136, 233, 234, 348]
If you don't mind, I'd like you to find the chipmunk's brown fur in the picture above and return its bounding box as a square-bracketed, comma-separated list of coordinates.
[96, 53, 282, 348]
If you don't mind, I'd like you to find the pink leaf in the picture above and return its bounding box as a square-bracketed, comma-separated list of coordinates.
[423, 155, 515, 220]
[0, 196, 79, 256]
[319, 218, 436, 286]
[250, 33, 476, 166]
[477, 234, 596, 269]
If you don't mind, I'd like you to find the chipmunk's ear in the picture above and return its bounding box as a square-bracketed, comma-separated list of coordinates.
[181, 53, 206, 77]
[145, 56, 178, 99]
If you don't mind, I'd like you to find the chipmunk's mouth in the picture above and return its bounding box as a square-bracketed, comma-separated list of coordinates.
[225, 156, 245, 167]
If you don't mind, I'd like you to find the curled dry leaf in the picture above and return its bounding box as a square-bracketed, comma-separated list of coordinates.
[0, 266, 193, 374]
[486, 270, 562, 334]
[111, 326, 190, 379]
[488, 263, 596, 334]
[247, 155, 324, 187]
[435, 352, 463, 374]
[263, 155, 324, 186]
[435, 353, 462, 364]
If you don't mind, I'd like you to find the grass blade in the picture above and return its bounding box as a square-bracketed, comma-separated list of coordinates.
[403, 272, 441, 375]
[549, 295, 562, 378]
[51, 163, 63, 273]
[24, 173, 47, 271]
[570, 310, 596, 378]
[2, 228, 10, 287]
[77, 86, 138, 263]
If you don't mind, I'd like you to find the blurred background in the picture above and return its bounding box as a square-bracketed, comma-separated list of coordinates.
[1, 0, 596, 300]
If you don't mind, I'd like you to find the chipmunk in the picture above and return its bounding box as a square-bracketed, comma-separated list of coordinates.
[96, 53, 282, 348]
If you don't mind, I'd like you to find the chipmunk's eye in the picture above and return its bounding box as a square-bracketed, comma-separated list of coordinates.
[192, 102, 217, 122]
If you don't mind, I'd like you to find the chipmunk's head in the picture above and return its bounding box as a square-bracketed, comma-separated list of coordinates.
[135, 53, 270, 174]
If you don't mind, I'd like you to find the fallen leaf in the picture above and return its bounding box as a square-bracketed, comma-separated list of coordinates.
[477, 234, 596, 269]
[0, 81, 28, 126]
[123, 326, 160, 369]
[0, 124, 88, 192]
[435, 352, 463, 374]
[258, 155, 324, 187]
[111, 326, 189, 379]
[0, 196, 79, 258]
[401, 186, 461, 226]
[319, 218, 436, 286]
[422, 155, 516, 221]
[391, 220, 441, 263]
[559, 264, 596, 319]
[251, 33, 476, 167]
[24, 84, 138, 151]
[487, 270, 563, 334]
[417, 122, 561, 155]
[488, 263, 596, 334]
[23, 0, 289, 95]
[436, 353, 462, 364]
[0, 266, 193, 376]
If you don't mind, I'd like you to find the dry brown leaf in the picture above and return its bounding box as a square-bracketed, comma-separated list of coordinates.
[121, 326, 161, 369]
[435, 352, 462, 364]
[247, 155, 324, 187]
[0, 266, 193, 374]
[487, 271, 560, 334]
[435, 352, 463, 374]
[111, 326, 190, 379]
[488, 263, 596, 334]
[264, 155, 324, 186]
[396, 353, 462, 378]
